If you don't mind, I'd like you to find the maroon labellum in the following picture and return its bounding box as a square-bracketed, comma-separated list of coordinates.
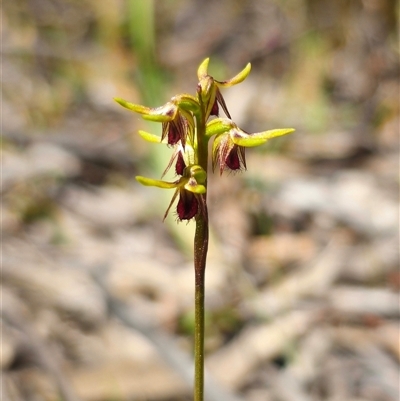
[175, 151, 186, 176]
[177, 190, 199, 220]
[210, 100, 219, 116]
[225, 147, 241, 170]
[224, 145, 246, 172]
[167, 123, 181, 145]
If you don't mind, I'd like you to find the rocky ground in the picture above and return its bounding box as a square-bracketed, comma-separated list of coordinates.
[2, 1, 399, 401]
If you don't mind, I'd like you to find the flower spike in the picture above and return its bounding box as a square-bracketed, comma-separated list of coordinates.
[116, 58, 294, 219]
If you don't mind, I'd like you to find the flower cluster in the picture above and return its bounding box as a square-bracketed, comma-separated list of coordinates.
[115, 58, 294, 221]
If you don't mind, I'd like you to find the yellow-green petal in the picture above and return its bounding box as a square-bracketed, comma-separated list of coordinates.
[138, 130, 163, 143]
[217, 63, 252, 87]
[142, 113, 171, 123]
[136, 176, 178, 189]
[232, 128, 295, 147]
[188, 165, 207, 185]
[141, 102, 178, 123]
[252, 128, 295, 140]
[174, 94, 200, 114]
[197, 58, 210, 79]
[184, 181, 206, 194]
[114, 98, 150, 114]
[232, 135, 267, 147]
[206, 118, 234, 137]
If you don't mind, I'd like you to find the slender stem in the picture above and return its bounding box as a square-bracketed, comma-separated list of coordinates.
[193, 101, 209, 401]
[194, 212, 208, 401]
[194, 281, 204, 401]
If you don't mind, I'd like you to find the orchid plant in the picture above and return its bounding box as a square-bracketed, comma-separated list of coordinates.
[115, 58, 294, 401]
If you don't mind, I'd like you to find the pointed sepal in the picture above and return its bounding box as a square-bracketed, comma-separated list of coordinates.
[138, 130, 163, 143]
[231, 128, 295, 147]
[135, 176, 178, 189]
[114, 98, 150, 114]
[217, 63, 252, 87]
[197, 58, 210, 79]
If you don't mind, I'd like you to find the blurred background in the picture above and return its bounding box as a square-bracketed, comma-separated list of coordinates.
[2, 1, 399, 400]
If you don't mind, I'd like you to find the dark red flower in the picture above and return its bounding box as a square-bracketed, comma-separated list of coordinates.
[164, 114, 187, 146]
[210, 99, 219, 116]
[224, 144, 246, 171]
[175, 151, 186, 175]
[177, 189, 199, 220]
[212, 130, 247, 175]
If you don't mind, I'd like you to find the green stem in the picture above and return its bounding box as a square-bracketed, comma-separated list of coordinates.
[193, 105, 209, 401]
